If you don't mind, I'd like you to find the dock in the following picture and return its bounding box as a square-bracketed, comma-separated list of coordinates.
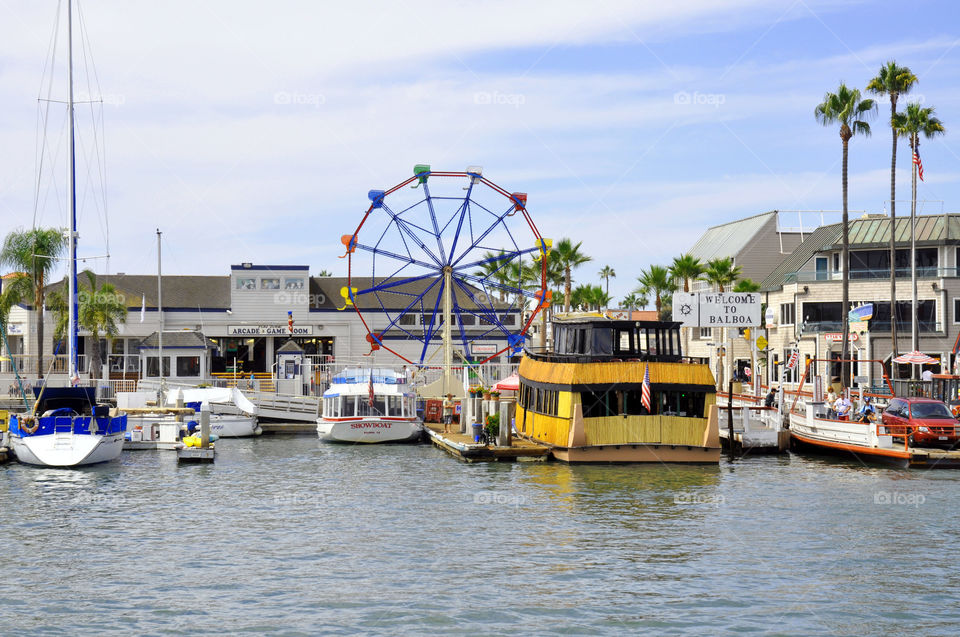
[424, 424, 551, 463]
[716, 396, 788, 454]
[177, 446, 215, 463]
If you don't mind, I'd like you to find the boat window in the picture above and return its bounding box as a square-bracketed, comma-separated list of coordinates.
[592, 328, 614, 356]
[340, 395, 355, 417]
[615, 329, 634, 355]
[582, 390, 617, 418]
[575, 328, 586, 354]
[388, 395, 402, 416]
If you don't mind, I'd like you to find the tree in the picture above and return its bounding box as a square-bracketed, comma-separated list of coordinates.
[816, 83, 876, 388]
[0, 227, 68, 377]
[637, 265, 676, 317]
[554, 238, 592, 313]
[669, 254, 705, 292]
[867, 61, 918, 367]
[78, 272, 128, 379]
[732, 278, 761, 293]
[621, 292, 647, 311]
[598, 265, 616, 299]
[702, 257, 742, 292]
[316, 269, 333, 277]
[893, 102, 945, 353]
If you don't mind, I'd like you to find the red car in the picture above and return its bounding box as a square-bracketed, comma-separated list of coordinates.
[882, 397, 960, 447]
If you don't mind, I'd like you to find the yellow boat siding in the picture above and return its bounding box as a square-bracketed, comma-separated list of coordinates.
[516, 357, 719, 452]
[518, 357, 715, 388]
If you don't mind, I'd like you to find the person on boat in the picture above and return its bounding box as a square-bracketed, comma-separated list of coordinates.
[442, 394, 454, 433]
[764, 387, 777, 408]
[857, 396, 876, 423]
[825, 386, 838, 418]
[833, 395, 852, 420]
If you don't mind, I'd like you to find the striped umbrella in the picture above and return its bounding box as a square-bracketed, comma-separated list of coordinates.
[892, 351, 938, 365]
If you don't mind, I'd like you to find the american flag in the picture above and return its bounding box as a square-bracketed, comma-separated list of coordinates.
[641, 364, 652, 412]
[913, 149, 924, 181]
[368, 371, 375, 408]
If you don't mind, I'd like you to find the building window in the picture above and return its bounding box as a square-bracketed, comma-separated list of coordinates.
[261, 278, 280, 290]
[177, 356, 201, 377]
[815, 257, 828, 281]
[699, 327, 711, 339]
[833, 253, 840, 272]
[954, 298, 960, 324]
[399, 314, 416, 326]
[284, 278, 304, 290]
[145, 356, 171, 377]
[236, 277, 256, 290]
[780, 303, 795, 325]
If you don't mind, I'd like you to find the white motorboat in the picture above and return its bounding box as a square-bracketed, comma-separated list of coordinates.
[118, 386, 259, 449]
[317, 367, 422, 443]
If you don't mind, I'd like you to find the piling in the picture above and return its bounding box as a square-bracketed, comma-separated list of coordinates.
[727, 380, 737, 459]
[177, 403, 215, 463]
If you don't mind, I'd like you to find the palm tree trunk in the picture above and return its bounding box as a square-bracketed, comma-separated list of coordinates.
[564, 267, 571, 313]
[90, 332, 102, 380]
[888, 98, 899, 378]
[911, 136, 919, 367]
[35, 280, 44, 378]
[840, 138, 850, 389]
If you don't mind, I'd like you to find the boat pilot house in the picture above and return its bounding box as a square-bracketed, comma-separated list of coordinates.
[516, 316, 720, 463]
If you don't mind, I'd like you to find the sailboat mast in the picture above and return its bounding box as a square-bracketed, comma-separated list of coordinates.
[67, 0, 79, 381]
[157, 229, 163, 384]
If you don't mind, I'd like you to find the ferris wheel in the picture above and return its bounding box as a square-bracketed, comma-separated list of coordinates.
[340, 165, 549, 373]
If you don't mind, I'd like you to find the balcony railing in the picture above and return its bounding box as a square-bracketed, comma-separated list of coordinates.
[784, 267, 948, 283]
[803, 320, 942, 334]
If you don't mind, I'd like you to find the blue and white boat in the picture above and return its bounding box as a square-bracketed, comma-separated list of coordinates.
[8, 0, 126, 467]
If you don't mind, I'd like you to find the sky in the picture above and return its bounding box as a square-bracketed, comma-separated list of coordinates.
[1, 0, 959, 303]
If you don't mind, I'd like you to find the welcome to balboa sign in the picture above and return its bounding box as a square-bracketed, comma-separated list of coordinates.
[672, 292, 761, 328]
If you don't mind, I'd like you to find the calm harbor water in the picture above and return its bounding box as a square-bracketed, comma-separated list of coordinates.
[3, 435, 959, 636]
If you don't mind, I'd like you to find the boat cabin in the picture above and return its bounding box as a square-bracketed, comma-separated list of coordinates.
[548, 317, 683, 362]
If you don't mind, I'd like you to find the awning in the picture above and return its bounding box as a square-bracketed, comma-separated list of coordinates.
[493, 372, 520, 392]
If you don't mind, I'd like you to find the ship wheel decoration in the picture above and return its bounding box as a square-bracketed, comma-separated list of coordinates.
[340, 165, 550, 367]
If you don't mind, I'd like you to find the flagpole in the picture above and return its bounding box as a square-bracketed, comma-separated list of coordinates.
[911, 142, 919, 373]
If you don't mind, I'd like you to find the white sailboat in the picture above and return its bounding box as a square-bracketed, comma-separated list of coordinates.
[8, 0, 127, 467]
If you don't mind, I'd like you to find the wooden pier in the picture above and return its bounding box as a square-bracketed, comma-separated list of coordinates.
[424, 424, 550, 463]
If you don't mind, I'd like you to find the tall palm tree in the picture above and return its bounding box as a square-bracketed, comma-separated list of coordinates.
[554, 238, 592, 312]
[867, 61, 918, 368]
[0, 227, 68, 377]
[637, 265, 676, 318]
[702, 257, 742, 292]
[893, 102, 945, 353]
[598, 265, 616, 298]
[78, 272, 128, 379]
[669, 254, 705, 292]
[816, 83, 876, 388]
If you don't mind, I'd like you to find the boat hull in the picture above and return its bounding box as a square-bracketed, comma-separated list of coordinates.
[316, 418, 422, 443]
[12, 431, 125, 467]
[544, 441, 720, 464]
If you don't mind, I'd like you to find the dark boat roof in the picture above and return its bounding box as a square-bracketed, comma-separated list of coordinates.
[552, 315, 681, 329]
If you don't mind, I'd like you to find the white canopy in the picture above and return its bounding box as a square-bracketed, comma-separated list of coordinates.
[166, 386, 257, 415]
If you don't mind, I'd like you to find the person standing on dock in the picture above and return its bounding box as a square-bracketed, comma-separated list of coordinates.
[442, 394, 454, 433]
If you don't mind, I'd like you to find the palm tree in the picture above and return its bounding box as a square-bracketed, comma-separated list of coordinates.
[669, 254, 705, 292]
[554, 238, 592, 312]
[732, 278, 761, 293]
[893, 102, 945, 353]
[598, 265, 616, 299]
[816, 83, 876, 388]
[316, 269, 333, 277]
[621, 292, 647, 312]
[867, 62, 918, 367]
[637, 265, 676, 318]
[78, 272, 128, 379]
[475, 251, 512, 302]
[702, 257, 742, 292]
[0, 227, 68, 377]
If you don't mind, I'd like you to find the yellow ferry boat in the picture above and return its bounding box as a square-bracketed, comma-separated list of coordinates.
[516, 315, 721, 463]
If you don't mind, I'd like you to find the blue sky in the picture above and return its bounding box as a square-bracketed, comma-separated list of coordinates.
[1, 0, 958, 303]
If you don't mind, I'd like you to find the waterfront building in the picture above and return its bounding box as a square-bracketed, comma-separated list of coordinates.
[0, 263, 520, 382]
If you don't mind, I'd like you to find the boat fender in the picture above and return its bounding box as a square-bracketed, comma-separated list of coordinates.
[20, 417, 39, 435]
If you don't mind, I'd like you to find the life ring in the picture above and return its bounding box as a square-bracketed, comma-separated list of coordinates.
[20, 417, 39, 435]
